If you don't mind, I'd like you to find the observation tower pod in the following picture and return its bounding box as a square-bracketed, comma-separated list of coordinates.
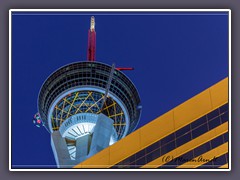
[37, 17, 141, 168]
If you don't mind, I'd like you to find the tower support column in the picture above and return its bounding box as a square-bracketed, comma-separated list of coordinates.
[88, 114, 114, 157]
[51, 131, 75, 168]
[75, 134, 91, 162]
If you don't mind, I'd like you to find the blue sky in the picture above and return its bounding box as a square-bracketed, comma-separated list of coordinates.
[11, 11, 229, 168]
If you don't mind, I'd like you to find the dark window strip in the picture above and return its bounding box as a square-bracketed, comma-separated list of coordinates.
[159, 132, 228, 168]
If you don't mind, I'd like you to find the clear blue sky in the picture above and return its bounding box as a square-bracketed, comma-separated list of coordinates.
[11, 11, 229, 168]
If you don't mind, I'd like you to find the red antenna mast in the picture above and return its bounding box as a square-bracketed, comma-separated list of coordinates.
[87, 16, 133, 71]
[87, 16, 96, 61]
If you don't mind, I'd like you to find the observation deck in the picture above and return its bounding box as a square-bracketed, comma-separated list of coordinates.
[38, 61, 142, 140]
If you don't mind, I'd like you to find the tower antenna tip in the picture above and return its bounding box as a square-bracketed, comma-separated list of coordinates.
[90, 16, 95, 31]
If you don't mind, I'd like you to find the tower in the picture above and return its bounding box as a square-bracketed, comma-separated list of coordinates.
[36, 16, 142, 168]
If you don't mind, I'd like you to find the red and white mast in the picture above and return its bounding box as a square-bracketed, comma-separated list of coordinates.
[87, 16, 133, 71]
[87, 16, 96, 61]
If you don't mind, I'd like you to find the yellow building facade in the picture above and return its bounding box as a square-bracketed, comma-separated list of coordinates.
[74, 77, 229, 169]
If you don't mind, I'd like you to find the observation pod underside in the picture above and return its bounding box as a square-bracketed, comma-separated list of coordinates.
[38, 61, 142, 142]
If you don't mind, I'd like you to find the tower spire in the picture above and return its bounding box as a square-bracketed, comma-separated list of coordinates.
[90, 16, 95, 32]
[87, 16, 96, 61]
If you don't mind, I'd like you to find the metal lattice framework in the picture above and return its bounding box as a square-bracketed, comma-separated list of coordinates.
[51, 90, 126, 139]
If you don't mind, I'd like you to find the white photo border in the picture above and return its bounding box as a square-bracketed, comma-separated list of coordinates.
[9, 9, 231, 172]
